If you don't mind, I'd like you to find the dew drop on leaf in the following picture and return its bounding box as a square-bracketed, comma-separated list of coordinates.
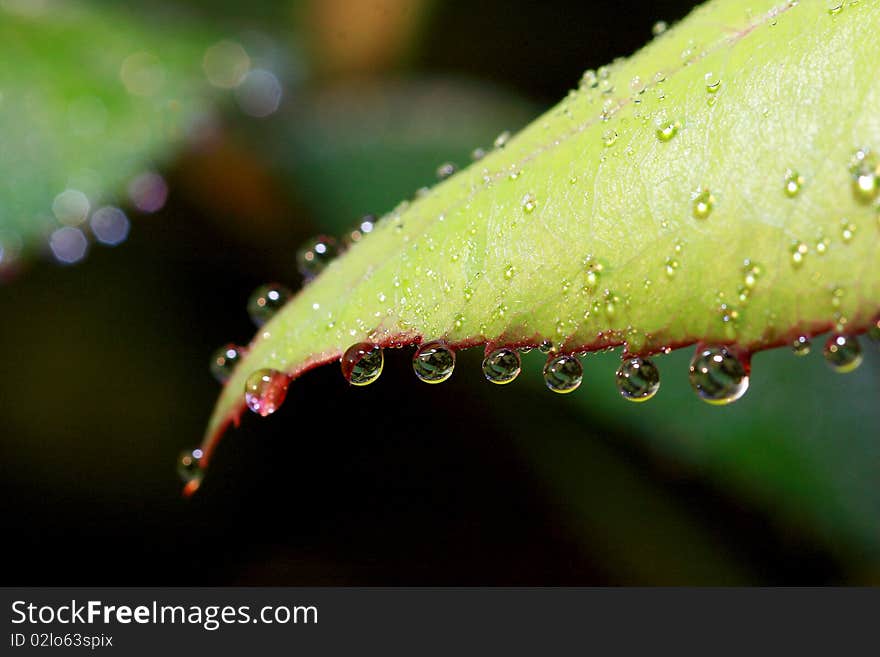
[244, 368, 290, 416]
[341, 343, 384, 386]
[543, 354, 583, 394]
[297, 235, 340, 279]
[247, 283, 292, 326]
[783, 169, 804, 197]
[177, 447, 204, 483]
[823, 334, 862, 373]
[412, 341, 455, 383]
[792, 335, 811, 356]
[692, 189, 714, 219]
[688, 345, 749, 405]
[210, 343, 243, 383]
[436, 162, 457, 180]
[615, 356, 660, 402]
[482, 348, 522, 385]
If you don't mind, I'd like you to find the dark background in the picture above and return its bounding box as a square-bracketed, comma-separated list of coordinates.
[1, 0, 878, 585]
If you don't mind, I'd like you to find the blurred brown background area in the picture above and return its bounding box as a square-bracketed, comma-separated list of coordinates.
[1, 0, 878, 585]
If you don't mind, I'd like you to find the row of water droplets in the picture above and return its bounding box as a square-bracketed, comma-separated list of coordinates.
[179, 2, 880, 490]
[180, 313, 880, 490]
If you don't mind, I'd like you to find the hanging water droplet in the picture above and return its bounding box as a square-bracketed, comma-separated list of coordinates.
[247, 283, 292, 326]
[792, 335, 811, 356]
[543, 354, 583, 393]
[436, 162, 457, 180]
[413, 341, 455, 383]
[783, 169, 804, 197]
[522, 193, 537, 213]
[210, 343, 243, 383]
[346, 214, 376, 244]
[482, 348, 521, 385]
[493, 131, 511, 149]
[652, 20, 668, 36]
[823, 334, 862, 372]
[341, 342, 383, 386]
[615, 356, 660, 402]
[297, 235, 340, 278]
[849, 148, 878, 202]
[688, 346, 749, 405]
[692, 189, 714, 219]
[538, 340, 555, 354]
[580, 69, 598, 89]
[178, 447, 204, 483]
[244, 368, 290, 416]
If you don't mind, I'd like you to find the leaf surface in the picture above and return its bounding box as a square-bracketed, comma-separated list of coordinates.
[201, 0, 880, 463]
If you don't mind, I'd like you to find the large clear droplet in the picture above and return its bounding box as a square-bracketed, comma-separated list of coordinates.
[543, 354, 582, 394]
[823, 335, 862, 373]
[210, 343, 243, 383]
[413, 341, 455, 383]
[244, 368, 290, 416]
[688, 345, 749, 405]
[247, 283, 292, 327]
[482, 348, 521, 385]
[615, 356, 660, 402]
[297, 235, 340, 279]
[341, 343, 384, 386]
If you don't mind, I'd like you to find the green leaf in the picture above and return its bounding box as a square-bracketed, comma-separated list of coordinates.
[200, 0, 880, 468]
[0, 2, 218, 267]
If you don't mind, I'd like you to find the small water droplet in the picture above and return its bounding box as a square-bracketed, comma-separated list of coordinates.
[827, 2, 844, 16]
[704, 72, 721, 93]
[493, 131, 511, 149]
[247, 283, 292, 326]
[210, 343, 243, 383]
[178, 447, 204, 483]
[297, 235, 340, 278]
[543, 354, 583, 393]
[790, 241, 808, 268]
[538, 340, 555, 354]
[652, 20, 668, 36]
[823, 334, 862, 372]
[341, 343, 383, 386]
[656, 119, 680, 141]
[783, 169, 804, 197]
[692, 189, 714, 219]
[436, 162, 457, 180]
[840, 218, 856, 243]
[471, 147, 487, 161]
[244, 368, 290, 416]
[413, 341, 455, 383]
[522, 193, 537, 213]
[580, 69, 598, 89]
[504, 264, 516, 280]
[849, 147, 879, 202]
[346, 214, 376, 244]
[688, 346, 749, 405]
[616, 356, 660, 402]
[602, 129, 618, 146]
[482, 348, 521, 385]
[792, 335, 811, 356]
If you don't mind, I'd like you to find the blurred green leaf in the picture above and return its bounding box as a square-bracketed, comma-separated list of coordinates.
[0, 2, 219, 266]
